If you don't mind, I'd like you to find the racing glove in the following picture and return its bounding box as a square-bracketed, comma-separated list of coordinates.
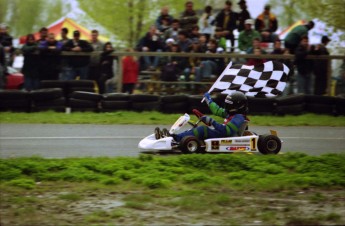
[204, 92, 213, 106]
[200, 115, 214, 126]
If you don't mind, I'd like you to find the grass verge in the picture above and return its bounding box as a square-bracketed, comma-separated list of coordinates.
[1, 111, 345, 126]
[1, 153, 344, 225]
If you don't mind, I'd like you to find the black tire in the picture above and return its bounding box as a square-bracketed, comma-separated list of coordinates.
[69, 98, 99, 108]
[0, 99, 31, 108]
[30, 88, 64, 101]
[275, 103, 305, 115]
[130, 94, 160, 102]
[161, 102, 188, 113]
[132, 101, 160, 112]
[40, 80, 67, 89]
[305, 103, 336, 115]
[305, 95, 337, 105]
[32, 106, 65, 112]
[258, 134, 281, 155]
[68, 87, 95, 95]
[70, 91, 103, 101]
[101, 100, 131, 110]
[336, 97, 345, 115]
[33, 97, 66, 107]
[161, 95, 188, 103]
[0, 90, 29, 100]
[66, 80, 95, 88]
[247, 96, 277, 115]
[276, 94, 305, 105]
[103, 93, 130, 101]
[179, 136, 201, 154]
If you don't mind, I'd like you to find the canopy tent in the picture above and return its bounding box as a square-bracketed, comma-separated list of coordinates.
[19, 17, 109, 44]
[278, 20, 306, 40]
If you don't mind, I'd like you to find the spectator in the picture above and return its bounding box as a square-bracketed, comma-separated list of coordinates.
[195, 38, 225, 82]
[122, 48, 139, 94]
[161, 43, 183, 82]
[155, 6, 174, 33]
[270, 40, 294, 95]
[180, 1, 199, 35]
[163, 19, 181, 42]
[37, 27, 48, 45]
[177, 30, 192, 52]
[89, 29, 104, 81]
[0, 44, 6, 89]
[59, 28, 71, 80]
[38, 33, 63, 80]
[214, 27, 227, 52]
[284, 20, 314, 54]
[198, 34, 208, 52]
[312, 35, 331, 95]
[189, 25, 201, 40]
[238, 19, 261, 52]
[21, 34, 40, 91]
[213, 0, 238, 52]
[199, 5, 214, 42]
[246, 37, 266, 65]
[99, 42, 116, 94]
[255, 4, 278, 42]
[137, 25, 164, 71]
[60, 27, 70, 45]
[164, 38, 176, 52]
[237, 0, 251, 32]
[61, 30, 93, 80]
[183, 39, 203, 86]
[0, 23, 15, 66]
[294, 35, 314, 94]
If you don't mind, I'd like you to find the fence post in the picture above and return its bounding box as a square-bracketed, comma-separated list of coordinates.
[327, 58, 332, 96]
[117, 56, 123, 93]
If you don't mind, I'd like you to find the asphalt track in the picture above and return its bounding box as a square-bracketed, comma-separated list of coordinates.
[0, 124, 344, 158]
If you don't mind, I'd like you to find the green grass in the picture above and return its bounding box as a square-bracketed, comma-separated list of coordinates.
[1, 111, 345, 126]
[1, 153, 344, 225]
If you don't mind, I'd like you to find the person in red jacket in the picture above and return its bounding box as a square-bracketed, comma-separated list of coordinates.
[122, 48, 139, 94]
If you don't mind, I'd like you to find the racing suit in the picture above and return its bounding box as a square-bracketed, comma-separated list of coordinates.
[174, 101, 247, 142]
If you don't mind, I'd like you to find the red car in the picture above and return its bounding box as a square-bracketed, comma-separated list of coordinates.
[5, 66, 24, 89]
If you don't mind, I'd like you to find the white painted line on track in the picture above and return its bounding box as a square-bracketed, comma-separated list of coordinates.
[0, 136, 344, 140]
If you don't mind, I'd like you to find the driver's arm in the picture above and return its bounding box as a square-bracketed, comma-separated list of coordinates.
[210, 114, 245, 136]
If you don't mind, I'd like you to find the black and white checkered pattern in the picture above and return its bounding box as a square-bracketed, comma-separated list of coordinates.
[210, 61, 290, 97]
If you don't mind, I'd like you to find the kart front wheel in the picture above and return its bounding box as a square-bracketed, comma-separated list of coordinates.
[258, 134, 281, 155]
[179, 136, 201, 154]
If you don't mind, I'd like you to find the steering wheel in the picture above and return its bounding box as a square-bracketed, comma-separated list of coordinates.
[192, 109, 204, 119]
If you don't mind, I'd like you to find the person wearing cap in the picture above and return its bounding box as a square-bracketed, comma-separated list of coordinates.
[255, 4, 278, 42]
[238, 19, 261, 52]
[212, 0, 238, 52]
[61, 30, 93, 80]
[311, 35, 331, 95]
[284, 20, 315, 54]
[237, 0, 251, 32]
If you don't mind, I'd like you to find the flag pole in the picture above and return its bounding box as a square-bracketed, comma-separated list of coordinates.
[201, 61, 232, 103]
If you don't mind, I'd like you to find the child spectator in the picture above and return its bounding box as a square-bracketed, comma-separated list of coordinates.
[199, 5, 214, 42]
[122, 48, 139, 94]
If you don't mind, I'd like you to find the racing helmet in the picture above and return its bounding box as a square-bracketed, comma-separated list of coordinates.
[224, 91, 248, 114]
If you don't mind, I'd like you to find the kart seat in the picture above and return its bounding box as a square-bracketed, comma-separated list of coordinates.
[236, 120, 248, 137]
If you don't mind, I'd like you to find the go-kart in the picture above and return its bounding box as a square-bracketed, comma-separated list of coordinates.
[138, 109, 282, 155]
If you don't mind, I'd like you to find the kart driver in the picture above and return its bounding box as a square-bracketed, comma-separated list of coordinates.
[157, 91, 249, 141]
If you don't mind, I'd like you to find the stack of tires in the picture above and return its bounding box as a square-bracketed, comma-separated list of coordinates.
[69, 91, 102, 112]
[275, 94, 305, 115]
[305, 95, 337, 115]
[336, 97, 345, 115]
[187, 95, 211, 114]
[130, 94, 160, 112]
[247, 97, 276, 115]
[160, 95, 188, 113]
[66, 80, 95, 96]
[30, 88, 65, 112]
[40, 80, 67, 99]
[0, 90, 31, 112]
[101, 93, 131, 112]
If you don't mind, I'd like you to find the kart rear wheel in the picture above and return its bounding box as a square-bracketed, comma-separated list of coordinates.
[258, 134, 281, 155]
[179, 136, 201, 154]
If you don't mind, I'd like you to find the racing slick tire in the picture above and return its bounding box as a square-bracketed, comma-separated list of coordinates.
[179, 136, 203, 154]
[258, 134, 281, 155]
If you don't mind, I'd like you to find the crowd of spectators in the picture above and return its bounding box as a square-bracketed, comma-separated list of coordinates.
[0, 0, 337, 96]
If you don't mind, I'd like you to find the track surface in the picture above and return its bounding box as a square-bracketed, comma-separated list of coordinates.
[0, 124, 344, 158]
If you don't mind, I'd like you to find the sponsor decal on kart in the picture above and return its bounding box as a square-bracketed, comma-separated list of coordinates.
[226, 146, 250, 151]
[234, 139, 250, 143]
[220, 140, 232, 144]
[211, 141, 220, 150]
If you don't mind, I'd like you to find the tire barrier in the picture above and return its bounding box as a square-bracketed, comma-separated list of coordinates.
[101, 93, 131, 112]
[0, 90, 344, 116]
[0, 90, 31, 112]
[30, 88, 66, 112]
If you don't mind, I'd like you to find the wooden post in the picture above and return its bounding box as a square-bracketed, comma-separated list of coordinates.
[327, 58, 332, 96]
[117, 56, 123, 93]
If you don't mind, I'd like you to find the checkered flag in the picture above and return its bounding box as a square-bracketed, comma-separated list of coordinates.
[208, 61, 290, 97]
